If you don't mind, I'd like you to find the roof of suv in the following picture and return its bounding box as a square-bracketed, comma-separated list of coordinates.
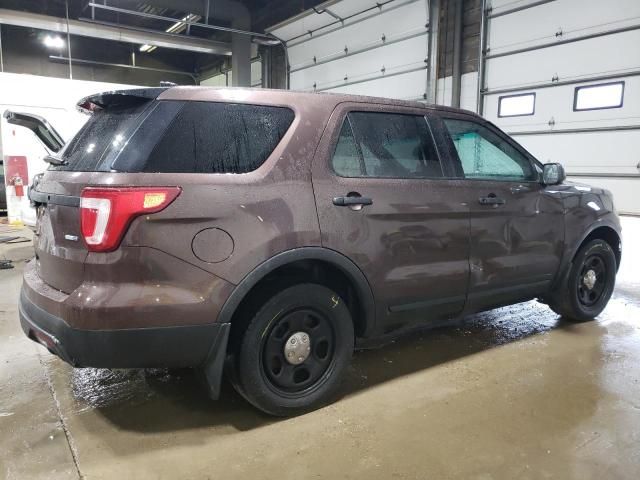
[156, 86, 479, 118]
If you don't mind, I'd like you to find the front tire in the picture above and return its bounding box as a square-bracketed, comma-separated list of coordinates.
[550, 239, 616, 321]
[232, 283, 354, 416]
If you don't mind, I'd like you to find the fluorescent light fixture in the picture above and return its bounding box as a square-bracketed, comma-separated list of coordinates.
[498, 93, 535, 117]
[140, 13, 201, 53]
[574, 82, 624, 111]
[166, 14, 201, 33]
[43, 35, 65, 49]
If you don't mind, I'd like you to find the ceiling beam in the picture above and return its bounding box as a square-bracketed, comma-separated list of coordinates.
[0, 8, 232, 56]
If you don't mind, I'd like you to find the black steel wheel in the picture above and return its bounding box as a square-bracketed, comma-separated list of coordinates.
[261, 308, 335, 395]
[232, 283, 354, 416]
[576, 254, 608, 307]
[550, 239, 617, 321]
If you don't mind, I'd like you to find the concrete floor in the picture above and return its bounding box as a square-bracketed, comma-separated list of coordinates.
[1, 217, 639, 480]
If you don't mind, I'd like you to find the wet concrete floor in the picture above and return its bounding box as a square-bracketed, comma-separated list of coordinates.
[1, 217, 639, 479]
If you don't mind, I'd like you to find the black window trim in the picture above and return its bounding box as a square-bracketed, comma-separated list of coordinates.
[497, 92, 536, 118]
[573, 81, 625, 112]
[330, 110, 448, 180]
[439, 112, 543, 184]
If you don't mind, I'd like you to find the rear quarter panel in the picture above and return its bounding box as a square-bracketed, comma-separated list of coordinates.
[111, 93, 338, 285]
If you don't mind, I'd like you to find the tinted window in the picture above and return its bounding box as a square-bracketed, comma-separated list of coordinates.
[332, 112, 442, 178]
[332, 120, 362, 177]
[53, 102, 150, 171]
[443, 118, 535, 181]
[144, 102, 294, 173]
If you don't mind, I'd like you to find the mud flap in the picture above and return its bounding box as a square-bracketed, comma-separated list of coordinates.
[199, 322, 231, 400]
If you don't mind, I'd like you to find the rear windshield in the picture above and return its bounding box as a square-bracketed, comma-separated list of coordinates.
[142, 102, 295, 174]
[50, 101, 150, 171]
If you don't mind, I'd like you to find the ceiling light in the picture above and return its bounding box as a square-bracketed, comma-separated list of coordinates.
[165, 14, 201, 34]
[43, 35, 65, 49]
[139, 13, 201, 53]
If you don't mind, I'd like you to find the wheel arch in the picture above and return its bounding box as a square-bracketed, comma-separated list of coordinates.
[546, 221, 621, 305]
[218, 247, 377, 339]
[575, 224, 622, 270]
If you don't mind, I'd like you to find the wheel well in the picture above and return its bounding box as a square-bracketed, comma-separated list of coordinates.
[579, 226, 621, 269]
[228, 259, 367, 346]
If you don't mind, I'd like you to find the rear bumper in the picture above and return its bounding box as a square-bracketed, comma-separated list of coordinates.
[19, 288, 229, 369]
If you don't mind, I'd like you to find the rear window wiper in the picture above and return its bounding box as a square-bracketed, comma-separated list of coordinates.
[44, 154, 68, 166]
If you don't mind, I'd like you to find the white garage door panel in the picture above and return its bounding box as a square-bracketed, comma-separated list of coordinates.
[514, 131, 640, 174]
[291, 35, 427, 91]
[489, 0, 549, 11]
[328, 0, 392, 18]
[486, 29, 640, 88]
[324, 69, 427, 100]
[566, 177, 639, 215]
[287, 2, 427, 69]
[485, 0, 640, 214]
[484, 76, 640, 128]
[489, 0, 640, 55]
[269, 11, 335, 42]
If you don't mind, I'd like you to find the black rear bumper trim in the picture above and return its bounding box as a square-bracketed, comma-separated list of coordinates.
[29, 189, 80, 207]
[19, 288, 229, 370]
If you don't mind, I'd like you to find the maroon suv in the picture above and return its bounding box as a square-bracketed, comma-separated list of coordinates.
[19, 87, 621, 415]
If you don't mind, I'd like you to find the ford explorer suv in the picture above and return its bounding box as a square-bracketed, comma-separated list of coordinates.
[19, 87, 622, 416]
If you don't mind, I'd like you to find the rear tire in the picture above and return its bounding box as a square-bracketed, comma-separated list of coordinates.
[232, 283, 354, 416]
[549, 239, 616, 321]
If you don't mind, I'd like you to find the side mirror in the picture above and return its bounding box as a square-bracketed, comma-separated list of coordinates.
[542, 162, 566, 185]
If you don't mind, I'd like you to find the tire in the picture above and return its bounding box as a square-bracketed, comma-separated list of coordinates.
[550, 239, 616, 321]
[232, 283, 354, 416]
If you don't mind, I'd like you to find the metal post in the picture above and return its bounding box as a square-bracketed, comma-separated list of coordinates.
[204, 0, 210, 24]
[476, 0, 488, 115]
[0, 25, 4, 72]
[451, 0, 463, 108]
[426, 0, 439, 103]
[65, 0, 73, 79]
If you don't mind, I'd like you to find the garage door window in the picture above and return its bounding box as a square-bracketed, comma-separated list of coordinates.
[498, 93, 535, 117]
[574, 82, 625, 111]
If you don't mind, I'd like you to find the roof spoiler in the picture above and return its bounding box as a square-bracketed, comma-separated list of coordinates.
[76, 87, 167, 114]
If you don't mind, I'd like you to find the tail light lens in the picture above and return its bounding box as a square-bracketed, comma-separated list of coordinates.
[80, 186, 181, 252]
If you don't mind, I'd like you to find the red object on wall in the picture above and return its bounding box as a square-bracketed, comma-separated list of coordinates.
[4, 156, 29, 186]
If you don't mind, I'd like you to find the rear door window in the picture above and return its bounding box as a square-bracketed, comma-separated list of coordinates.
[143, 102, 294, 173]
[331, 112, 443, 178]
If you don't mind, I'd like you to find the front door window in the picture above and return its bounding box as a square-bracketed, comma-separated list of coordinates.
[442, 119, 536, 182]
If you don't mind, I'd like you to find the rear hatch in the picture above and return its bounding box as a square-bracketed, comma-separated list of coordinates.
[3, 110, 65, 153]
[28, 88, 165, 293]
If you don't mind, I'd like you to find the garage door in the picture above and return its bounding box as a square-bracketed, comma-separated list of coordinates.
[478, 0, 640, 214]
[267, 0, 430, 101]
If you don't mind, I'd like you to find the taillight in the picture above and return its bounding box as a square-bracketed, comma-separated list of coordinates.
[80, 186, 181, 252]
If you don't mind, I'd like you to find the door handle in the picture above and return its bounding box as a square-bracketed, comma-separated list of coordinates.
[333, 195, 373, 207]
[478, 195, 505, 206]
[510, 184, 531, 194]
